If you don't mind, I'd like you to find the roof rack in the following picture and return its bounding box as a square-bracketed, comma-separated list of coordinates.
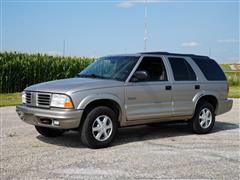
[139, 52, 209, 59]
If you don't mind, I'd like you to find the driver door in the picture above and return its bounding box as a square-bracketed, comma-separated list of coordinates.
[124, 56, 173, 121]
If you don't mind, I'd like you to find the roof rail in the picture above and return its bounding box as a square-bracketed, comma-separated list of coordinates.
[139, 52, 209, 59]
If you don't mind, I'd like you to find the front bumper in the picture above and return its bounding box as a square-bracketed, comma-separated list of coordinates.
[216, 99, 233, 115]
[16, 105, 83, 129]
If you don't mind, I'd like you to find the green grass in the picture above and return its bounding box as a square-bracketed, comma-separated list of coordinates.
[0, 86, 239, 107]
[0, 93, 21, 107]
[228, 86, 240, 98]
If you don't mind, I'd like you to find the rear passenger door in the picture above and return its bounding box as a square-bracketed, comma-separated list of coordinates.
[167, 56, 200, 116]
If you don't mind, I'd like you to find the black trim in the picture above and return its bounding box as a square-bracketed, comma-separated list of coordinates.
[165, 85, 172, 90]
[139, 51, 209, 59]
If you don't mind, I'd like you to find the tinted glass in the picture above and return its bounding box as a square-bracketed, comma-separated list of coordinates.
[185, 60, 197, 80]
[135, 57, 167, 81]
[192, 58, 226, 81]
[79, 56, 139, 81]
[169, 57, 196, 81]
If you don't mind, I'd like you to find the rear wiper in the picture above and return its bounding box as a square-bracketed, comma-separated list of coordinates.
[76, 74, 110, 79]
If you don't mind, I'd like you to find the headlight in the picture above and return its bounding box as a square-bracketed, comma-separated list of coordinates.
[22, 91, 26, 104]
[50, 94, 73, 109]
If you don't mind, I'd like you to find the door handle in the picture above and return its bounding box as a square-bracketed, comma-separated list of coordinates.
[165, 85, 172, 90]
[195, 85, 200, 89]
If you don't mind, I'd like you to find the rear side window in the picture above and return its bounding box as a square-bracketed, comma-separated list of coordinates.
[168, 57, 196, 81]
[192, 58, 226, 81]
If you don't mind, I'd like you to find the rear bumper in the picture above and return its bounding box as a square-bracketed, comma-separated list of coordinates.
[16, 104, 83, 129]
[216, 99, 233, 115]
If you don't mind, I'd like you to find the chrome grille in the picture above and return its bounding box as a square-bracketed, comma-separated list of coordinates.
[24, 91, 51, 108]
[37, 93, 51, 107]
[26, 92, 32, 105]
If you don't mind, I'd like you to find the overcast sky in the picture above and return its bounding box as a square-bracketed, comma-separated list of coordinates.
[1, 0, 239, 63]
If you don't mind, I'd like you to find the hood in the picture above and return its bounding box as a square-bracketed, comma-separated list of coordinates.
[25, 78, 123, 94]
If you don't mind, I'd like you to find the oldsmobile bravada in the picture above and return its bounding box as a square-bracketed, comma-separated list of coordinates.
[16, 52, 233, 148]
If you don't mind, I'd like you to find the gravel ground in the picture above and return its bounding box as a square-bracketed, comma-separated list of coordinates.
[0, 99, 239, 179]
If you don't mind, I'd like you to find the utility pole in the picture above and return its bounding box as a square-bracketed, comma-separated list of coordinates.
[208, 48, 211, 57]
[63, 40, 65, 56]
[144, 0, 148, 52]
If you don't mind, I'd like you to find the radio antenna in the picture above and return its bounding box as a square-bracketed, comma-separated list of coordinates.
[144, 0, 148, 51]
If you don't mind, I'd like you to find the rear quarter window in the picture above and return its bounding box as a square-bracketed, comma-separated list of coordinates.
[168, 57, 197, 81]
[192, 58, 226, 81]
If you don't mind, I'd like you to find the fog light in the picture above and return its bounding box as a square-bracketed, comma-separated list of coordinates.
[53, 120, 60, 126]
[18, 111, 24, 120]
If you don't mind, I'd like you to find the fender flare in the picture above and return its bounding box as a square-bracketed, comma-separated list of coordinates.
[192, 91, 219, 112]
[76, 93, 125, 121]
[77, 93, 123, 109]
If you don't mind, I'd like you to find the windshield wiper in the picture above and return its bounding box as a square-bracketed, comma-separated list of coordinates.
[76, 73, 110, 79]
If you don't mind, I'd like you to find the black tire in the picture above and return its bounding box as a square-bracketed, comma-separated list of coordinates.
[190, 102, 215, 134]
[80, 106, 118, 149]
[147, 123, 161, 127]
[35, 126, 65, 137]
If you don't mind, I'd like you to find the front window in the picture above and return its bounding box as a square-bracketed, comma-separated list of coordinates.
[132, 56, 168, 82]
[78, 56, 139, 81]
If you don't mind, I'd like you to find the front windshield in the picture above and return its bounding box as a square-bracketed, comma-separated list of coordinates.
[78, 56, 139, 81]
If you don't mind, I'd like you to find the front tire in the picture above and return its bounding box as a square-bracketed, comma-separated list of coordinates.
[35, 126, 65, 137]
[80, 106, 118, 149]
[190, 102, 215, 134]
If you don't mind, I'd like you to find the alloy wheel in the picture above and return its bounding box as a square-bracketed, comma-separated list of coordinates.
[92, 115, 113, 141]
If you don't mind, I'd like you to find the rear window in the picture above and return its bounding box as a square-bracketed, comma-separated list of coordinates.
[192, 58, 226, 81]
[168, 57, 196, 81]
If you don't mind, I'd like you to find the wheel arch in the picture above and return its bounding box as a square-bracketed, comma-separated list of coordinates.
[77, 94, 125, 127]
[194, 94, 218, 113]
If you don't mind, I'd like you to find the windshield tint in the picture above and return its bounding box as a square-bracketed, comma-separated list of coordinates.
[78, 56, 139, 81]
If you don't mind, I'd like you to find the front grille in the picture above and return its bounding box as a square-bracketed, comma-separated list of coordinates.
[37, 93, 51, 107]
[25, 91, 51, 108]
[26, 92, 32, 105]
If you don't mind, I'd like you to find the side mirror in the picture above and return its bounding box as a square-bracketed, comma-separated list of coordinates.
[131, 71, 149, 82]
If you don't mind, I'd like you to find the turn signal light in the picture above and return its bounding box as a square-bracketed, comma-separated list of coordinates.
[64, 101, 73, 108]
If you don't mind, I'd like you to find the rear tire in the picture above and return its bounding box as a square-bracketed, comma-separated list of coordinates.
[190, 102, 215, 134]
[80, 106, 118, 149]
[35, 126, 65, 137]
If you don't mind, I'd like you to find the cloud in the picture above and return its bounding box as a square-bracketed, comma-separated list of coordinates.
[117, 1, 134, 8]
[217, 38, 239, 43]
[116, 0, 163, 9]
[181, 41, 200, 47]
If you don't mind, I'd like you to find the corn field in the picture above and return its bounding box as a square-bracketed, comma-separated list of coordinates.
[0, 52, 239, 93]
[0, 52, 94, 93]
[220, 64, 240, 86]
[224, 72, 240, 86]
